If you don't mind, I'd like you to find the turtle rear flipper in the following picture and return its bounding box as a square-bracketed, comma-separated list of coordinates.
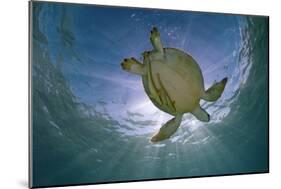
[150, 27, 164, 56]
[121, 57, 145, 75]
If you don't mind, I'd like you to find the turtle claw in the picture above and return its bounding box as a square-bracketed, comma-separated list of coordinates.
[150, 27, 160, 39]
[121, 57, 139, 71]
[121, 58, 131, 71]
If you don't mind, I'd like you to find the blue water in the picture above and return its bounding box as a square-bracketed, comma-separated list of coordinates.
[31, 2, 269, 187]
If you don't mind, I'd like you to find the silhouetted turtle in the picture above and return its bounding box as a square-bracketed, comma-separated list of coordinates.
[121, 27, 227, 143]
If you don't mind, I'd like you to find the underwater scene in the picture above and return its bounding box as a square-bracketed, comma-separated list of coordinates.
[31, 1, 269, 187]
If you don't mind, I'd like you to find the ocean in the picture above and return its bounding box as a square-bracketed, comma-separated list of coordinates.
[31, 1, 269, 187]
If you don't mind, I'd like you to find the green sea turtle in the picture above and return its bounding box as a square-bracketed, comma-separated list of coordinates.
[121, 27, 227, 143]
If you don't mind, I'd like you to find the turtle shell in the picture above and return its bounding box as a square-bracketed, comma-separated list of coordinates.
[142, 48, 204, 115]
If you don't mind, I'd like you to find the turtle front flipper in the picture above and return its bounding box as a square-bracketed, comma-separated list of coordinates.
[150, 27, 164, 56]
[201, 77, 228, 102]
[150, 114, 183, 143]
[121, 57, 146, 75]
